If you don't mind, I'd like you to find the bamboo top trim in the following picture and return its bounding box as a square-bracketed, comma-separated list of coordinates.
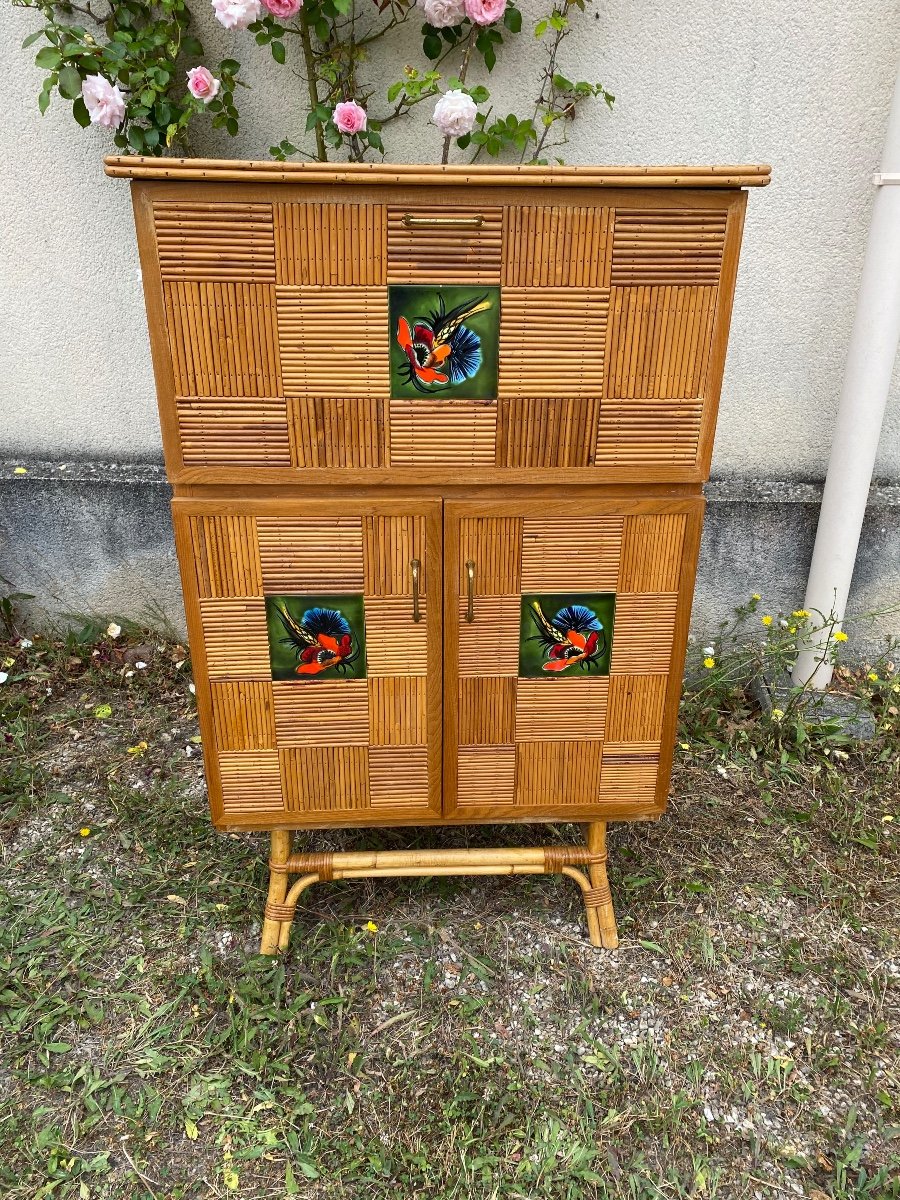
[103, 157, 771, 188]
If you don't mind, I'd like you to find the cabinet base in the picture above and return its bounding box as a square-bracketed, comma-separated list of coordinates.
[259, 821, 618, 954]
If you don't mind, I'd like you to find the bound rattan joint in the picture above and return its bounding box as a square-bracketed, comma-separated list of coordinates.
[259, 821, 618, 955]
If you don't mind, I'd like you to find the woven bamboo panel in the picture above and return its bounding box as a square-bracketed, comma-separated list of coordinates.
[521, 516, 623, 591]
[220, 750, 283, 814]
[387, 206, 503, 282]
[199, 597, 270, 680]
[502, 206, 612, 287]
[514, 678, 609, 742]
[618, 514, 687, 593]
[154, 201, 276, 282]
[257, 516, 364, 592]
[495, 398, 600, 467]
[595, 397, 703, 467]
[611, 209, 726, 285]
[610, 593, 679, 674]
[499, 289, 607, 398]
[210, 682, 275, 751]
[276, 286, 389, 397]
[389, 400, 497, 467]
[605, 285, 716, 399]
[458, 677, 517, 745]
[515, 741, 604, 806]
[369, 747, 430, 808]
[274, 203, 386, 285]
[190, 516, 262, 598]
[272, 679, 369, 747]
[368, 677, 427, 745]
[602, 741, 661, 756]
[606, 674, 667, 743]
[457, 745, 516, 806]
[457, 518, 522, 594]
[288, 397, 387, 468]
[164, 282, 281, 397]
[364, 598, 428, 676]
[363, 515, 426, 596]
[176, 396, 291, 466]
[280, 746, 370, 813]
[457, 597, 521, 677]
[597, 752, 660, 804]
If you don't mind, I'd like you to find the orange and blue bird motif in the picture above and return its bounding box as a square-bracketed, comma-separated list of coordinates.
[396, 292, 492, 393]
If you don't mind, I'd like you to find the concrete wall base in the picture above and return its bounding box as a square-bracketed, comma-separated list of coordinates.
[2, 462, 898, 658]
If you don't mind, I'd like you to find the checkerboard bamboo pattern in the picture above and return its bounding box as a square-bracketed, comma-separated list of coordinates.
[145, 194, 745, 481]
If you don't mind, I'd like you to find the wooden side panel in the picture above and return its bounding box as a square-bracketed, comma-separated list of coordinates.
[163, 282, 281, 397]
[502, 206, 612, 287]
[288, 397, 387, 468]
[389, 399, 497, 467]
[610, 593, 680, 674]
[154, 201, 276, 282]
[387, 206, 503, 283]
[499, 288, 608, 398]
[605, 285, 717, 399]
[610, 209, 726, 285]
[276, 286, 389, 397]
[618, 514, 687, 592]
[274, 202, 386, 285]
[495, 398, 600, 467]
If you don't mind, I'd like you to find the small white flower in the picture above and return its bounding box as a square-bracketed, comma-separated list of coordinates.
[779, 619, 789, 629]
[0, 672, 8, 684]
[188, 682, 196, 695]
[106, 622, 122, 639]
[135, 661, 148, 670]
[702, 646, 715, 657]
[18, 638, 33, 649]
[124, 670, 135, 678]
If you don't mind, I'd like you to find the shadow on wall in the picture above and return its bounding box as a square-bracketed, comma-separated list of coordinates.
[1, 464, 898, 656]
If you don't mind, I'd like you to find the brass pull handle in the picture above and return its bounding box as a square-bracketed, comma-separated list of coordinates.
[465, 560, 475, 623]
[402, 213, 484, 228]
[411, 559, 422, 623]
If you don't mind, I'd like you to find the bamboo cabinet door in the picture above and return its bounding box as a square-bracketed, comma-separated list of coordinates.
[172, 497, 442, 829]
[443, 497, 704, 821]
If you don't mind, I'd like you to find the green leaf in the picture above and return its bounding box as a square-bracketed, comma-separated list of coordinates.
[220, 59, 240, 74]
[38, 87, 52, 116]
[456, 133, 471, 149]
[468, 85, 489, 103]
[57, 65, 82, 100]
[552, 73, 573, 91]
[226, 116, 239, 136]
[128, 126, 145, 151]
[534, 18, 548, 37]
[504, 6, 522, 32]
[182, 37, 203, 56]
[73, 96, 91, 128]
[22, 29, 46, 49]
[305, 111, 320, 132]
[35, 46, 63, 70]
[367, 130, 384, 152]
[423, 34, 442, 59]
[271, 40, 286, 63]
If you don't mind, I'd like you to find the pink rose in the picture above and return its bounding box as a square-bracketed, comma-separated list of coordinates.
[416, 0, 466, 28]
[186, 66, 221, 103]
[81, 75, 126, 129]
[211, 0, 261, 30]
[463, 0, 506, 24]
[333, 100, 367, 135]
[432, 89, 477, 137]
[262, 0, 302, 15]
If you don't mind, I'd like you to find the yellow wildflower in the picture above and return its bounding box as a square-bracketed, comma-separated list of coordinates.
[771, 709, 784, 720]
[703, 657, 715, 669]
[365, 921, 378, 933]
[127, 741, 148, 756]
[792, 609, 809, 619]
[868, 672, 878, 682]
[788, 625, 796, 634]
[833, 631, 848, 643]
[761, 615, 773, 627]
[13, 467, 27, 475]
[79, 827, 91, 837]
[752, 593, 761, 601]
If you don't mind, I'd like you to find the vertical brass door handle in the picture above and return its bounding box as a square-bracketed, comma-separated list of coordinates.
[411, 559, 422, 623]
[465, 560, 476, 623]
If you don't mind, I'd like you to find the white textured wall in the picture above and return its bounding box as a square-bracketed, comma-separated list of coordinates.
[2, 0, 899, 478]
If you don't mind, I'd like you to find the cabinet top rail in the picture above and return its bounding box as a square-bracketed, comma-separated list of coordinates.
[104, 157, 771, 188]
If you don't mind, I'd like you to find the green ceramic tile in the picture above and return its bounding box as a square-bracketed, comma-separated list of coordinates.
[265, 594, 366, 681]
[389, 284, 500, 400]
[518, 593, 615, 678]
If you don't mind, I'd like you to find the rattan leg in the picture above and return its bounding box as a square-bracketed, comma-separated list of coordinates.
[260, 830, 293, 955]
[585, 821, 619, 949]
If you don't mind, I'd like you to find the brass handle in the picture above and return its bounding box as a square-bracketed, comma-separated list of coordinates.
[411, 559, 422, 623]
[465, 560, 475, 623]
[402, 213, 484, 228]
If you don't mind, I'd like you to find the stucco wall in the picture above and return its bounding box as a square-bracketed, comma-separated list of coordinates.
[2, 0, 900, 477]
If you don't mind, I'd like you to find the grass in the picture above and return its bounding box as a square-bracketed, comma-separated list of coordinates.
[0, 622, 898, 1199]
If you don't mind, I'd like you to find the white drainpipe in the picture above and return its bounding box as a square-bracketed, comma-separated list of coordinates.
[793, 66, 900, 689]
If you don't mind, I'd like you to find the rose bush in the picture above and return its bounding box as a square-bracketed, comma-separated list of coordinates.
[186, 66, 221, 103]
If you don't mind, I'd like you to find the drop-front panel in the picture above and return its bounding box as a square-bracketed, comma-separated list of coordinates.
[131, 180, 747, 485]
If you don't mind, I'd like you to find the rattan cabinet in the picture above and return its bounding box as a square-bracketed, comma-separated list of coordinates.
[108, 158, 769, 951]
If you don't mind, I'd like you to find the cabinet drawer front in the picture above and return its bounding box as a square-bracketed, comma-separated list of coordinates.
[137, 187, 746, 484]
[173, 498, 442, 829]
[444, 498, 703, 820]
